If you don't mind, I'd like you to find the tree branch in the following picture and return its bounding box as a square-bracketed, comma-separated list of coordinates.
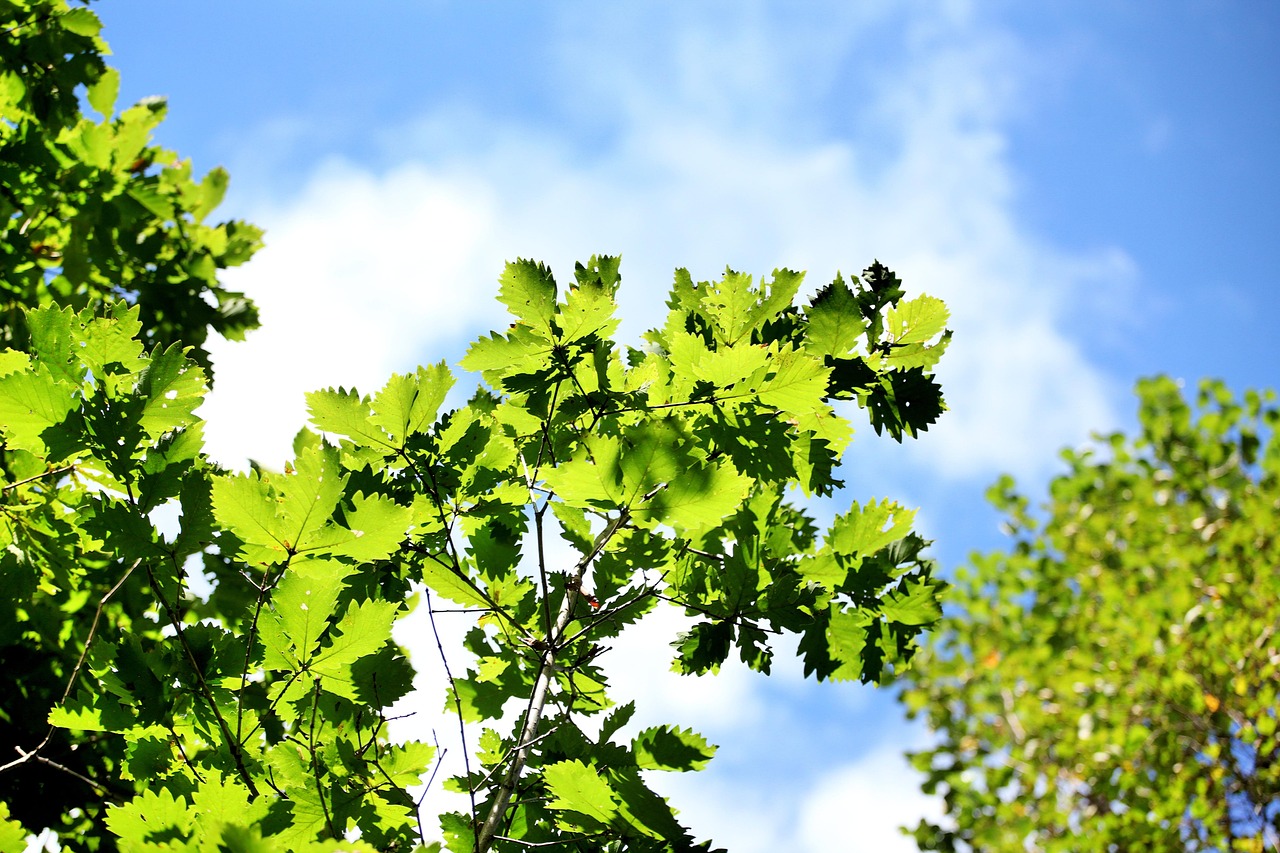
[476, 508, 630, 853]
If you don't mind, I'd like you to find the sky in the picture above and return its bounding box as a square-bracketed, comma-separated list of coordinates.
[73, 1, 1280, 850]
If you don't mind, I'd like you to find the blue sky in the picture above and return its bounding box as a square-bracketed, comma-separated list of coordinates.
[86, 2, 1280, 850]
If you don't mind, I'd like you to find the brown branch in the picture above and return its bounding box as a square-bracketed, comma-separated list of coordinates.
[1, 462, 76, 492]
[476, 508, 630, 853]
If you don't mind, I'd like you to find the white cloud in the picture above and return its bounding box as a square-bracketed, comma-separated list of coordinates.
[793, 742, 947, 852]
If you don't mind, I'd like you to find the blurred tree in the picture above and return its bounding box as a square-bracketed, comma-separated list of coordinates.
[1, 0, 260, 843]
[901, 377, 1280, 851]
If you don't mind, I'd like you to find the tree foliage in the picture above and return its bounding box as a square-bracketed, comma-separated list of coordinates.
[0, 0, 261, 369]
[2, 0, 262, 844]
[0, 4, 955, 850]
[900, 377, 1280, 851]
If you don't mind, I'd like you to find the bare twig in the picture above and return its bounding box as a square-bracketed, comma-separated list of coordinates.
[425, 588, 479, 831]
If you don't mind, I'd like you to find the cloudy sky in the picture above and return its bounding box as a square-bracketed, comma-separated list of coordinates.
[94, 2, 1280, 850]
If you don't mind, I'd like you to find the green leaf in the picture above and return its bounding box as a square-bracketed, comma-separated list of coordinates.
[880, 576, 943, 626]
[137, 344, 207, 440]
[0, 802, 29, 852]
[310, 598, 399, 694]
[0, 367, 78, 455]
[829, 499, 916, 560]
[420, 560, 491, 609]
[640, 459, 752, 535]
[886, 294, 949, 345]
[543, 759, 619, 826]
[633, 725, 717, 772]
[307, 386, 388, 448]
[805, 273, 866, 357]
[194, 166, 229, 223]
[273, 559, 355, 659]
[59, 7, 103, 37]
[0, 349, 29, 378]
[88, 67, 120, 118]
[105, 786, 194, 847]
[498, 258, 558, 336]
[543, 434, 624, 509]
[332, 492, 412, 562]
[127, 183, 176, 222]
[756, 349, 830, 416]
[370, 361, 453, 443]
[459, 325, 550, 376]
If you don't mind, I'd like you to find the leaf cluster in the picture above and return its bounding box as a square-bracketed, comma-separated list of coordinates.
[899, 377, 1280, 851]
[1, 253, 950, 851]
[0, 0, 261, 373]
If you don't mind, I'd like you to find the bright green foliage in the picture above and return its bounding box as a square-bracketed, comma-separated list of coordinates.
[0, 6, 952, 849]
[900, 378, 1280, 851]
[0, 0, 262, 371]
[2, 253, 949, 851]
[0, 3, 262, 839]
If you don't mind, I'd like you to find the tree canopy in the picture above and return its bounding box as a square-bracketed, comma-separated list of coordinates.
[900, 377, 1280, 851]
[0, 3, 954, 850]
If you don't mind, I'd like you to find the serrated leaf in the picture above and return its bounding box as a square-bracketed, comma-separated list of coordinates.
[608, 767, 689, 841]
[633, 725, 717, 772]
[458, 325, 551, 377]
[599, 700, 636, 744]
[310, 599, 399, 694]
[88, 67, 119, 118]
[127, 183, 176, 222]
[380, 740, 438, 788]
[307, 385, 374, 441]
[277, 444, 346, 549]
[559, 278, 620, 343]
[273, 559, 354, 659]
[880, 576, 943, 626]
[639, 459, 752, 535]
[756, 349, 830, 416]
[805, 273, 866, 357]
[420, 560, 491, 610]
[498, 258, 558, 335]
[137, 344, 207, 440]
[0, 367, 78, 455]
[690, 343, 769, 391]
[371, 361, 453, 443]
[0, 349, 29, 378]
[0, 802, 27, 853]
[59, 7, 102, 37]
[104, 786, 194, 846]
[543, 759, 619, 825]
[194, 166, 229, 223]
[332, 492, 412, 562]
[829, 499, 916, 560]
[886, 294, 949, 345]
[543, 434, 624, 509]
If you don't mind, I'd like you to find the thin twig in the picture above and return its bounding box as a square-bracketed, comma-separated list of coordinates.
[476, 509, 630, 853]
[1, 462, 76, 492]
[0, 559, 140, 775]
[425, 589, 478, 832]
[307, 678, 337, 839]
